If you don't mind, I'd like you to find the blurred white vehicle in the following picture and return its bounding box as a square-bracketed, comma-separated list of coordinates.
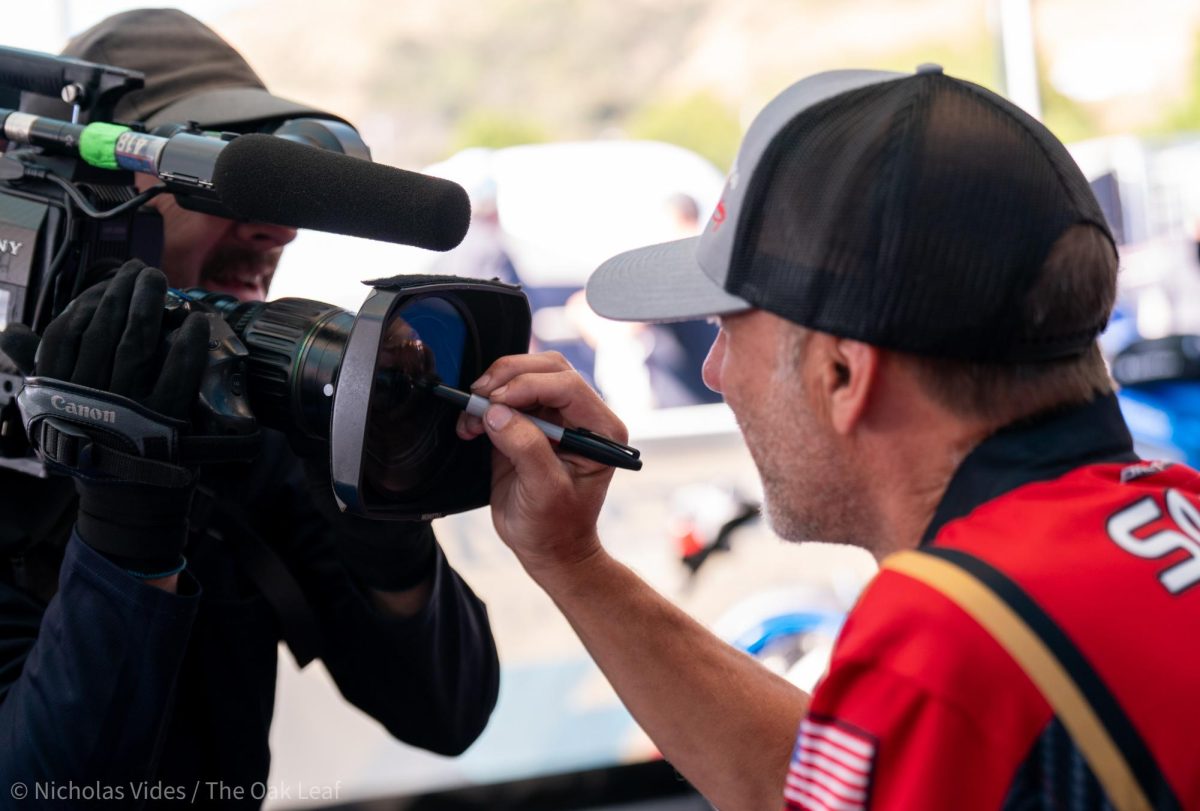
[270, 140, 724, 311]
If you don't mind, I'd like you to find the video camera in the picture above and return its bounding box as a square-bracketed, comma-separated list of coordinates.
[0, 45, 531, 519]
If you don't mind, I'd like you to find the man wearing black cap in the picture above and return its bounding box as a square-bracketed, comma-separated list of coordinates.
[0, 8, 498, 805]
[460, 67, 1200, 809]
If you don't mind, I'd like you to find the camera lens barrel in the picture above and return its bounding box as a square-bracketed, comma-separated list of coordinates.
[188, 292, 353, 440]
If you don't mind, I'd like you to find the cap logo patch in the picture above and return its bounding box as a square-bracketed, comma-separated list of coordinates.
[710, 200, 727, 231]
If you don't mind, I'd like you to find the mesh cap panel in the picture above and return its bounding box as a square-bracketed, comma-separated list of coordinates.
[728, 73, 1114, 361]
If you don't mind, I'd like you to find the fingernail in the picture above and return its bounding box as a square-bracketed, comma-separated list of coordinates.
[490, 385, 508, 400]
[486, 404, 513, 430]
[472, 374, 491, 391]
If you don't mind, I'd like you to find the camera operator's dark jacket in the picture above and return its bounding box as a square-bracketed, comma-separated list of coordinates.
[0, 429, 500, 808]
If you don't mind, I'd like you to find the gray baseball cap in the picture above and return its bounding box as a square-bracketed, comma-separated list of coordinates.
[587, 65, 1114, 362]
[588, 69, 900, 324]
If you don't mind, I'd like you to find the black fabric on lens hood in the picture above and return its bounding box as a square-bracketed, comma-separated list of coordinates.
[365, 274, 522, 292]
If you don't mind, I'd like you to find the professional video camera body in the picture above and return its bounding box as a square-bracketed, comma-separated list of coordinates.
[0, 45, 531, 519]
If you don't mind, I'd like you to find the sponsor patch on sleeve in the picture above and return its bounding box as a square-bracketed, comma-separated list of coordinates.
[783, 716, 877, 811]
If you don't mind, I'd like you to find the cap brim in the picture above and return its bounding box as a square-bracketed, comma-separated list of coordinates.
[586, 237, 751, 323]
[146, 86, 347, 129]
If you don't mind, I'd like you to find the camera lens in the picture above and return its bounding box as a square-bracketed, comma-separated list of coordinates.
[185, 291, 353, 441]
[193, 289, 473, 498]
[187, 280, 530, 519]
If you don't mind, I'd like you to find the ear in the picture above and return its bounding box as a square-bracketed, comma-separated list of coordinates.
[810, 335, 878, 435]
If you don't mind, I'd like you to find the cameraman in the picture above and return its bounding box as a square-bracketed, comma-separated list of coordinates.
[0, 8, 498, 806]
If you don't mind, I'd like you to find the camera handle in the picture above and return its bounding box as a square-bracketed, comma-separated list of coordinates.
[194, 313, 258, 439]
[0, 45, 143, 121]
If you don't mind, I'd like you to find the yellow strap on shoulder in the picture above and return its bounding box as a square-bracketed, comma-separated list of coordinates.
[881, 549, 1153, 811]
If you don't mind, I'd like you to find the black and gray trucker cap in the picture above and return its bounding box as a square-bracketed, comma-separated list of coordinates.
[23, 8, 346, 130]
[587, 65, 1117, 362]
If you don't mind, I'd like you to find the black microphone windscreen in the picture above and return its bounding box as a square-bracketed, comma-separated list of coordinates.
[212, 134, 471, 251]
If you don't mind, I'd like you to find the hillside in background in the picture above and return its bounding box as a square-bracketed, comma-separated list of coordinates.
[213, 0, 1200, 170]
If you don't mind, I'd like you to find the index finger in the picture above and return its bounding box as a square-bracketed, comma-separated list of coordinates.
[491, 370, 628, 444]
[74, 261, 145, 388]
[471, 351, 574, 395]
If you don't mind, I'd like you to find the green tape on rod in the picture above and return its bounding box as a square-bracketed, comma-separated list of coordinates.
[79, 122, 130, 170]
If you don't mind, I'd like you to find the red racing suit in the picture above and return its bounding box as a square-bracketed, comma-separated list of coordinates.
[784, 394, 1200, 810]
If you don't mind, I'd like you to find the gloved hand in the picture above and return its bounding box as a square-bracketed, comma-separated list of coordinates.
[15, 260, 210, 577]
[301, 456, 437, 593]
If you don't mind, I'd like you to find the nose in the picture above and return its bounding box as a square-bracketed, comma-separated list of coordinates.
[701, 330, 725, 394]
[231, 220, 298, 250]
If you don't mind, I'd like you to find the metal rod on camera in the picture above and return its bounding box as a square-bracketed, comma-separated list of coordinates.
[1, 108, 86, 152]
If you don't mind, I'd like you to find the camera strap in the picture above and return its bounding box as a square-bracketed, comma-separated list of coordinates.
[17, 377, 260, 484]
[190, 485, 323, 668]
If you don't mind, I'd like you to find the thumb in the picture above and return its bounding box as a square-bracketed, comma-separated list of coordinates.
[0, 323, 39, 376]
[483, 403, 562, 482]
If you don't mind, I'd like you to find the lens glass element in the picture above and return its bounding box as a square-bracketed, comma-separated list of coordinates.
[363, 295, 469, 497]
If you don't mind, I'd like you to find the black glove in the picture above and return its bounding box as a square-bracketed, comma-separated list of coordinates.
[24, 260, 210, 576]
[301, 456, 437, 593]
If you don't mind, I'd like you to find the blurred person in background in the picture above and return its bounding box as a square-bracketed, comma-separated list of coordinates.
[567, 192, 721, 411]
[461, 66, 1199, 809]
[0, 9, 498, 807]
[643, 193, 723, 408]
[431, 176, 521, 286]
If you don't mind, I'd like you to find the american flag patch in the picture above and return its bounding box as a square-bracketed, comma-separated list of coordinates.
[783, 717, 877, 811]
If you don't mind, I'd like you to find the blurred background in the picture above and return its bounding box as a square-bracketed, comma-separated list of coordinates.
[6, 1, 1200, 808]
